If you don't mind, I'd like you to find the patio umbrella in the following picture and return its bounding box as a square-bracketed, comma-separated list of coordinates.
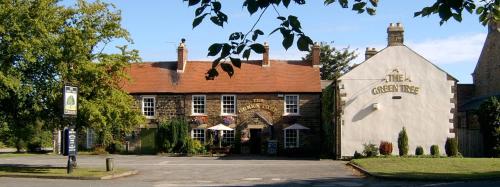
[208, 124, 234, 148]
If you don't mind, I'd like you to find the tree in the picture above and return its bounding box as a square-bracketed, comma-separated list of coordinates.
[303, 42, 356, 80]
[398, 127, 409, 156]
[183, 0, 500, 79]
[478, 96, 500, 157]
[0, 0, 144, 150]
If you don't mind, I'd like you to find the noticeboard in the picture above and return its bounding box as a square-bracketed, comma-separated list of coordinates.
[63, 86, 78, 116]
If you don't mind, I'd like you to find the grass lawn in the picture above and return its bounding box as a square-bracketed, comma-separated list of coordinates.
[0, 153, 40, 158]
[351, 157, 500, 180]
[0, 166, 129, 179]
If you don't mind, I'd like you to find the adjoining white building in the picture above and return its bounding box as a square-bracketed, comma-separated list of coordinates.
[335, 23, 457, 158]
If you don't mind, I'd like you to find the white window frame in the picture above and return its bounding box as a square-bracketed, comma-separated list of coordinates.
[86, 128, 94, 149]
[221, 95, 237, 115]
[142, 96, 156, 119]
[222, 130, 235, 144]
[284, 94, 300, 115]
[191, 129, 205, 143]
[192, 95, 206, 115]
[284, 129, 300, 148]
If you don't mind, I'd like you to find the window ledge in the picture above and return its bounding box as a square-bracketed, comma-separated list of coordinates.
[282, 114, 301, 117]
[190, 114, 208, 117]
[220, 114, 238, 117]
[145, 116, 156, 119]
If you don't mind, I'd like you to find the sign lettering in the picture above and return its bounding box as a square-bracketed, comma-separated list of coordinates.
[372, 69, 420, 95]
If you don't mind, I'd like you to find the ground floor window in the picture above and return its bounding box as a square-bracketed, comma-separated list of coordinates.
[284, 129, 299, 148]
[222, 130, 235, 145]
[191, 129, 205, 143]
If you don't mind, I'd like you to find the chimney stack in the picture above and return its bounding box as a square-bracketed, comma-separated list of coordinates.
[177, 39, 187, 73]
[312, 43, 320, 67]
[365, 47, 377, 60]
[262, 42, 270, 67]
[387, 22, 404, 46]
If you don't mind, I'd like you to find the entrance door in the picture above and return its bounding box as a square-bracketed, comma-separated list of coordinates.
[250, 129, 262, 154]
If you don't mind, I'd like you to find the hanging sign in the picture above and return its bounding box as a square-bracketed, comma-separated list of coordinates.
[63, 86, 78, 116]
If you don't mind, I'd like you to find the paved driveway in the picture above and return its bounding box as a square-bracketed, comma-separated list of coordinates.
[0, 154, 499, 186]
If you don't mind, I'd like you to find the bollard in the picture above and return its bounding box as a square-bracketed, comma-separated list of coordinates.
[106, 158, 114, 171]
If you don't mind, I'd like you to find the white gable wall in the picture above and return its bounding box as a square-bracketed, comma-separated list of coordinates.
[338, 46, 455, 157]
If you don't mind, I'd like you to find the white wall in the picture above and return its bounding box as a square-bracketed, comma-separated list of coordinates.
[338, 46, 455, 157]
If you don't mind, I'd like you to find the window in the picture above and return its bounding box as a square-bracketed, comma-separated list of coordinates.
[191, 129, 205, 143]
[222, 130, 235, 144]
[142, 96, 155, 118]
[284, 95, 299, 115]
[86, 129, 95, 149]
[221, 95, 236, 115]
[284, 129, 299, 148]
[192, 95, 206, 115]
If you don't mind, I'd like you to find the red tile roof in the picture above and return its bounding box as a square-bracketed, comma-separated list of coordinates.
[121, 60, 321, 93]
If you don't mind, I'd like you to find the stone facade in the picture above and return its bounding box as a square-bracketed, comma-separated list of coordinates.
[131, 93, 321, 155]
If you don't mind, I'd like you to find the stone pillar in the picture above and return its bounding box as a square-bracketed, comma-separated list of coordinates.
[365, 47, 378, 60]
[387, 22, 404, 46]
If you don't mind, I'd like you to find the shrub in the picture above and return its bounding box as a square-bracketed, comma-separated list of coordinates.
[93, 146, 107, 155]
[431, 145, 440, 156]
[398, 127, 409, 156]
[445, 138, 459, 157]
[185, 138, 206, 155]
[157, 118, 189, 153]
[478, 96, 500, 157]
[363, 143, 379, 157]
[415, 146, 424, 156]
[379, 141, 393, 155]
[353, 151, 363, 159]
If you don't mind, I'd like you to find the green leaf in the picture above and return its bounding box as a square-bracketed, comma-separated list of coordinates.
[236, 44, 245, 54]
[230, 57, 241, 68]
[195, 6, 206, 16]
[205, 68, 219, 80]
[269, 27, 281, 35]
[367, 7, 376, 15]
[476, 7, 485, 15]
[252, 29, 264, 41]
[352, 2, 367, 13]
[369, 0, 378, 7]
[277, 16, 286, 21]
[283, 0, 291, 7]
[188, 0, 201, 6]
[249, 43, 265, 54]
[452, 13, 462, 22]
[282, 32, 294, 50]
[192, 13, 208, 28]
[289, 15, 301, 29]
[207, 43, 222, 56]
[220, 63, 234, 77]
[243, 49, 251, 60]
[221, 43, 231, 58]
[210, 16, 223, 27]
[297, 35, 313, 51]
[212, 1, 221, 12]
[246, 0, 259, 15]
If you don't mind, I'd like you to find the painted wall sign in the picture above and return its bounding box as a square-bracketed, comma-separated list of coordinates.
[238, 103, 278, 114]
[372, 69, 420, 95]
[64, 86, 78, 115]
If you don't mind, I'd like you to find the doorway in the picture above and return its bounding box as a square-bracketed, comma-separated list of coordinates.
[249, 129, 262, 154]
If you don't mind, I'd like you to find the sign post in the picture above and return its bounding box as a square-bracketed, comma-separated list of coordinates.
[63, 86, 78, 174]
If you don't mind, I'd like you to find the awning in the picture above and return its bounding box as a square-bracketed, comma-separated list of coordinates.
[208, 124, 234, 131]
[283, 123, 310, 130]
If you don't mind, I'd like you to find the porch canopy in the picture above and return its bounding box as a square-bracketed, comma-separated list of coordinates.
[283, 123, 310, 130]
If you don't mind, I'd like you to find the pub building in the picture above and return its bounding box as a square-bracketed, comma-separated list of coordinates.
[119, 42, 322, 155]
[335, 23, 457, 158]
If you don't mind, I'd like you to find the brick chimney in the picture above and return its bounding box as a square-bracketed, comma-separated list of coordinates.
[262, 42, 270, 67]
[365, 47, 377, 60]
[387, 22, 404, 46]
[177, 39, 187, 73]
[312, 42, 320, 67]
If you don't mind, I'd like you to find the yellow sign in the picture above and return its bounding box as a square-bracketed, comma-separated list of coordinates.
[238, 103, 278, 114]
[372, 69, 420, 95]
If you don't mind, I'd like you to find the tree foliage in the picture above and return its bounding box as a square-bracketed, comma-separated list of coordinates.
[184, 0, 499, 79]
[303, 42, 356, 80]
[0, 0, 144, 149]
[398, 127, 409, 156]
[478, 96, 500, 157]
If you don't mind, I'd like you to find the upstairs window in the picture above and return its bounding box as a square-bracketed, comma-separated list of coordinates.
[221, 95, 236, 115]
[284, 95, 299, 115]
[192, 95, 206, 115]
[142, 96, 155, 119]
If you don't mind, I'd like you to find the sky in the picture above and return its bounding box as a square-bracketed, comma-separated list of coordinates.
[72, 0, 489, 83]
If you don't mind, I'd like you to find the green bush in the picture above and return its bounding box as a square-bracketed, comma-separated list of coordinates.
[353, 151, 363, 159]
[478, 96, 500, 157]
[431, 145, 440, 156]
[445, 138, 459, 157]
[185, 138, 206, 155]
[363, 143, 379, 157]
[157, 118, 189, 153]
[379, 141, 393, 156]
[415, 146, 424, 156]
[398, 127, 409, 156]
